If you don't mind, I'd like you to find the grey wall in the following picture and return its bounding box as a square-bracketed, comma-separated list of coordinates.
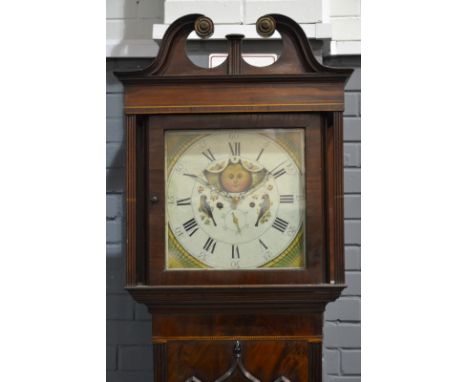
[106, 55, 361, 382]
[107, 58, 154, 382]
[323, 55, 361, 382]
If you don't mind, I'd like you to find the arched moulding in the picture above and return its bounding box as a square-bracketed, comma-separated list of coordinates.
[239, 14, 350, 75]
[114, 13, 353, 82]
[184, 341, 291, 382]
[116, 14, 227, 78]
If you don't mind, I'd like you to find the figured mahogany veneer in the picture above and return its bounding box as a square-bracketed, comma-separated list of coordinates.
[115, 13, 352, 382]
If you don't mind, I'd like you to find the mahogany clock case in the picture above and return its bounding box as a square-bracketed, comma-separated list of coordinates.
[114, 13, 352, 382]
[126, 113, 347, 291]
[147, 112, 323, 285]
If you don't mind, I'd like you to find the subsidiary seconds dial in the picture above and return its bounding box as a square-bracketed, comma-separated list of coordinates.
[165, 129, 305, 270]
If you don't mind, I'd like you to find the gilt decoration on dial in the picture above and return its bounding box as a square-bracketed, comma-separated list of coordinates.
[165, 129, 306, 270]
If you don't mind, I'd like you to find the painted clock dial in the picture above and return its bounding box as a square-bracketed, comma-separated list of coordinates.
[165, 129, 306, 270]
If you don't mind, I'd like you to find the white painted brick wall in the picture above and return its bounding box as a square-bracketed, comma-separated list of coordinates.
[106, 0, 163, 21]
[165, 0, 243, 23]
[106, 0, 163, 57]
[330, 0, 361, 54]
[331, 17, 360, 40]
[330, 0, 360, 17]
[107, 0, 361, 56]
[107, 0, 137, 19]
[243, 0, 323, 24]
[137, 0, 165, 19]
[107, 18, 157, 41]
[165, 0, 323, 24]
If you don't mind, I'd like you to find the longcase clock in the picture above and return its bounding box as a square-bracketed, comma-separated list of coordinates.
[115, 13, 352, 382]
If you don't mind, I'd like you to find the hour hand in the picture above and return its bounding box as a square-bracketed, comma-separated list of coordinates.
[184, 173, 233, 202]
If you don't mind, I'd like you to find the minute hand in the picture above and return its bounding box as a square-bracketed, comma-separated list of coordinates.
[239, 160, 288, 198]
[183, 173, 210, 187]
[183, 173, 230, 199]
[267, 159, 288, 177]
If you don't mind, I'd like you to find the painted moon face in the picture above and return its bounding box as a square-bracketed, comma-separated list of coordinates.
[219, 163, 253, 193]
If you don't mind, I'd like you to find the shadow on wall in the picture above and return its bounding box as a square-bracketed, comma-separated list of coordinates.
[109, 0, 164, 58]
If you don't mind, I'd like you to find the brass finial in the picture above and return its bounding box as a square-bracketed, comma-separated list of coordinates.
[194, 16, 214, 39]
[256, 15, 276, 37]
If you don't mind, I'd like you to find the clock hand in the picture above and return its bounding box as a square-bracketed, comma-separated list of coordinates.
[183, 173, 232, 202]
[239, 175, 270, 199]
[235, 161, 288, 201]
[267, 159, 288, 177]
[231, 212, 241, 234]
[228, 195, 241, 210]
[183, 173, 210, 187]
